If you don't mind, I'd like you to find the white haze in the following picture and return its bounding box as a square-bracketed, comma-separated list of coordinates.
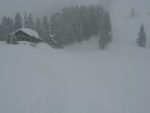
[1, 0, 150, 18]
[0, 0, 150, 113]
[0, 0, 113, 18]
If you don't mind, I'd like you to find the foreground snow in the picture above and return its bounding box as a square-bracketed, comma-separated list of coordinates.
[0, 38, 150, 113]
[0, 0, 150, 113]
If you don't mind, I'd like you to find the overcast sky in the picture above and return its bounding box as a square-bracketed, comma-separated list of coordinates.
[0, 0, 113, 18]
[0, 0, 150, 19]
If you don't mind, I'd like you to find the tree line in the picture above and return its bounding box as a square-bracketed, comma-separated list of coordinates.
[0, 12, 49, 40]
[0, 5, 112, 49]
[49, 5, 112, 49]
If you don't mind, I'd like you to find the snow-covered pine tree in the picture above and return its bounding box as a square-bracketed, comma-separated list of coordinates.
[99, 11, 112, 49]
[7, 17, 15, 33]
[0, 16, 15, 41]
[49, 5, 111, 49]
[42, 15, 50, 42]
[0, 17, 8, 39]
[0, 24, 3, 40]
[14, 12, 23, 30]
[28, 13, 34, 30]
[137, 24, 146, 47]
[129, 8, 137, 19]
[95, 5, 104, 35]
[1, 17, 14, 38]
[35, 17, 42, 37]
[24, 12, 28, 28]
[104, 11, 112, 43]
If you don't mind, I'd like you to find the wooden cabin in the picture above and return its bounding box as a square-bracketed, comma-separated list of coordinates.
[8, 28, 42, 44]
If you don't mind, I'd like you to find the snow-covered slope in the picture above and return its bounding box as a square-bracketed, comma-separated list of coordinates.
[0, 0, 150, 113]
[0, 40, 150, 113]
[110, 0, 150, 49]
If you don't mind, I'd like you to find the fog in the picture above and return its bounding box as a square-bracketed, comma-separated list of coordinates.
[1, 0, 150, 19]
[0, 0, 150, 113]
[0, 0, 113, 18]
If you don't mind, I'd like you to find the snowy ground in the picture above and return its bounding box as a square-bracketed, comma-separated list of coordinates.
[0, 0, 150, 113]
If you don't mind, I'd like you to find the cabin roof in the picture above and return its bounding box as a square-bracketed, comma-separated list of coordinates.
[12, 28, 41, 39]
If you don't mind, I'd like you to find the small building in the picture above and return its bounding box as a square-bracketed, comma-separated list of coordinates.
[8, 28, 42, 44]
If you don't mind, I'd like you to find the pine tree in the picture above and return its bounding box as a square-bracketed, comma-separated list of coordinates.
[35, 17, 42, 37]
[15, 12, 22, 30]
[0, 17, 15, 41]
[129, 8, 137, 19]
[99, 11, 112, 49]
[1, 17, 10, 37]
[137, 24, 146, 47]
[104, 11, 112, 43]
[49, 5, 112, 49]
[42, 15, 50, 42]
[0, 24, 3, 40]
[28, 13, 34, 30]
[24, 12, 28, 28]
[49, 13, 62, 47]
[7, 17, 15, 33]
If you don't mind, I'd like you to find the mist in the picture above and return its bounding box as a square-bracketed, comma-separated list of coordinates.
[0, 0, 150, 113]
[0, 0, 113, 18]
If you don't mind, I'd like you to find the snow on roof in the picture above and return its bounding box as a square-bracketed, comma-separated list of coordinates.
[13, 28, 41, 39]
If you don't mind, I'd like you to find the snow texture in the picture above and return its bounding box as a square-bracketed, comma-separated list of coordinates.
[0, 0, 150, 113]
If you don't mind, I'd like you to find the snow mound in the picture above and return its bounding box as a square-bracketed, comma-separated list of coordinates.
[64, 36, 99, 52]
